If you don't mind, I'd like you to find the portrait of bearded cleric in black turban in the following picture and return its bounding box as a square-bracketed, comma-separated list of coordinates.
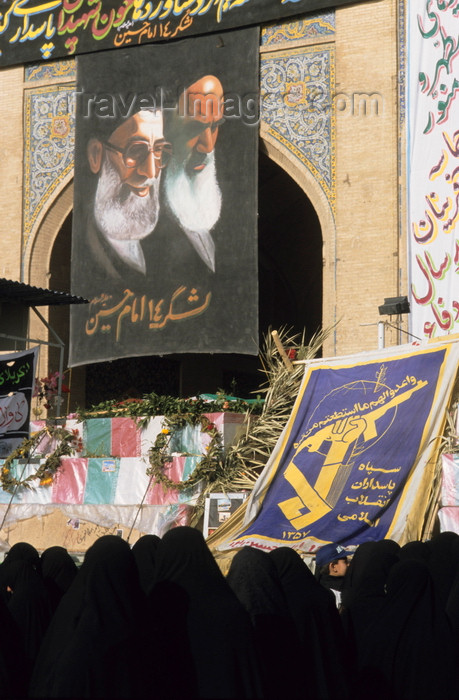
[162, 74, 224, 274]
[70, 29, 259, 367]
[84, 107, 168, 282]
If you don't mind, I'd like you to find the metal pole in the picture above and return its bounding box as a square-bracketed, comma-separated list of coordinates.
[378, 321, 385, 349]
[31, 307, 65, 417]
[0, 332, 61, 348]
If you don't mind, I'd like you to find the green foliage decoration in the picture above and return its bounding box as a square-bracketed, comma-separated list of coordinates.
[0, 328, 333, 501]
[76, 392, 263, 424]
[0, 425, 77, 493]
[146, 414, 225, 492]
[144, 327, 334, 503]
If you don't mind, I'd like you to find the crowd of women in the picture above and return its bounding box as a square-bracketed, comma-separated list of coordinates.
[0, 527, 457, 699]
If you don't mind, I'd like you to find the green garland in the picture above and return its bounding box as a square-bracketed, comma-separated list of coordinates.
[76, 391, 263, 422]
[0, 426, 76, 494]
[0, 410, 247, 497]
[146, 414, 225, 492]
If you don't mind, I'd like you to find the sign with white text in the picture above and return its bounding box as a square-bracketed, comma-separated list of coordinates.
[0, 348, 38, 458]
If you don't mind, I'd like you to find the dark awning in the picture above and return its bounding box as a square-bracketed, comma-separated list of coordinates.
[0, 278, 88, 307]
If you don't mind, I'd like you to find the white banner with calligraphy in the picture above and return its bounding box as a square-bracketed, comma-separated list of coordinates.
[407, 2, 459, 340]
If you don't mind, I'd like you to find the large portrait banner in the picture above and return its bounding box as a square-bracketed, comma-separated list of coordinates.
[0, 347, 38, 458]
[70, 29, 259, 365]
[213, 340, 459, 553]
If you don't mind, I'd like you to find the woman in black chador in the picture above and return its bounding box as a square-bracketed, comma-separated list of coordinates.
[226, 546, 303, 699]
[2, 559, 52, 683]
[340, 539, 399, 665]
[0, 541, 42, 602]
[29, 535, 149, 699]
[131, 533, 161, 594]
[146, 526, 264, 699]
[270, 546, 351, 700]
[355, 559, 443, 700]
[0, 583, 29, 699]
[40, 545, 78, 614]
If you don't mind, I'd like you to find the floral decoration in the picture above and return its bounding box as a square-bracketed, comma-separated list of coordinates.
[0, 424, 79, 493]
[33, 371, 70, 415]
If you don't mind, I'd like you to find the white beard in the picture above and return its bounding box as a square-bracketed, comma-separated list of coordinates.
[164, 151, 222, 272]
[93, 156, 160, 275]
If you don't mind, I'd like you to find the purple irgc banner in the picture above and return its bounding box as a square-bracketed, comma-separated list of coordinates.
[0, 0, 366, 67]
[220, 342, 459, 552]
[69, 29, 259, 365]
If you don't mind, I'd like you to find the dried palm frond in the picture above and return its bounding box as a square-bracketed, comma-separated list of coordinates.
[191, 325, 334, 516]
[440, 377, 459, 454]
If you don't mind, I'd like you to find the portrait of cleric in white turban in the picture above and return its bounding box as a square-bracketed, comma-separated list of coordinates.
[69, 30, 259, 367]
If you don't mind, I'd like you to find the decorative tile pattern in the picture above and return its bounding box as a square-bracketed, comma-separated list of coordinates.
[260, 45, 335, 207]
[25, 59, 76, 83]
[23, 84, 75, 253]
[262, 12, 335, 46]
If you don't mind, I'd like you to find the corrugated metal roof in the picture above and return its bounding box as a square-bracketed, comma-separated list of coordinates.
[0, 278, 88, 306]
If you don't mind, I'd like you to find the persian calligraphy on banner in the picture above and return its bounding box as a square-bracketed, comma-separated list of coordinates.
[213, 340, 459, 553]
[69, 31, 259, 365]
[0, 348, 38, 458]
[0, 0, 368, 68]
[408, 1, 459, 340]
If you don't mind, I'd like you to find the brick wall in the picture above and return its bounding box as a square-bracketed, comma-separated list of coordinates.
[0, 0, 406, 389]
[332, 0, 404, 355]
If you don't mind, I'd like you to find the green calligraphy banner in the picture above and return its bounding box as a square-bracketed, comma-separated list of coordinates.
[1, 0, 367, 68]
[0, 347, 37, 458]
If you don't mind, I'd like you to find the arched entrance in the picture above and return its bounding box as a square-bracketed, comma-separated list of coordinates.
[258, 149, 322, 342]
[47, 151, 323, 408]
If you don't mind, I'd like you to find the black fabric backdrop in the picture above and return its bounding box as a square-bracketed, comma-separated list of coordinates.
[69, 28, 259, 365]
[1, 0, 371, 67]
